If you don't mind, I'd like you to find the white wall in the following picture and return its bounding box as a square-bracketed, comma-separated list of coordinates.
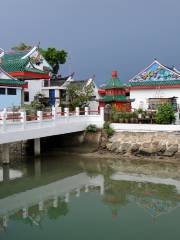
[0, 87, 22, 110]
[24, 80, 44, 103]
[130, 88, 180, 110]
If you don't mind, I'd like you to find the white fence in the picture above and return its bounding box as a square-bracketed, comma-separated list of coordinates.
[111, 123, 180, 132]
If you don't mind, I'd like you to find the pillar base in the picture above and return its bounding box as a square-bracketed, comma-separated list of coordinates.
[2, 144, 10, 164]
[34, 138, 41, 156]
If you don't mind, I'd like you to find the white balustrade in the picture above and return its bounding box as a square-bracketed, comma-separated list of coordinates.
[75, 107, 80, 116]
[64, 108, 69, 117]
[20, 111, 26, 123]
[37, 111, 43, 122]
[85, 107, 89, 116]
[52, 107, 57, 120]
[0, 107, 105, 145]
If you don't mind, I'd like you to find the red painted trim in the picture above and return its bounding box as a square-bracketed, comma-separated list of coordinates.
[130, 85, 180, 90]
[0, 83, 28, 88]
[9, 71, 49, 80]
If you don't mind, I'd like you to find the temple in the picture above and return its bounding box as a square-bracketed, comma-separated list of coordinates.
[1, 46, 52, 103]
[98, 71, 134, 112]
[129, 60, 180, 110]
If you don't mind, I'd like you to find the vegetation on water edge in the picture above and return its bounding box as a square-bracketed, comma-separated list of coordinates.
[86, 124, 97, 133]
[103, 121, 114, 137]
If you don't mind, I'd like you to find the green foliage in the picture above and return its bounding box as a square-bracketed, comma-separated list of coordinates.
[48, 201, 68, 220]
[103, 121, 114, 137]
[41, 48, 68, 74]
[155, 103, 176, 124]
[66, 82, 93, 109]
[11, 42, 32, 51]
[86, 124, 97, 133]
[23, 93, 50, 112]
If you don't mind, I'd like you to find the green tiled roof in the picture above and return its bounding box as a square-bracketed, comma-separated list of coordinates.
[0, 58, 48, 75]
[130, 80, 180, 87]
[0, 79, 27, 86]
[0, 59, 29, 72]
[104, 77, 125, 89]
[3, 51, 28, 61]
[100, 95, 127, 102]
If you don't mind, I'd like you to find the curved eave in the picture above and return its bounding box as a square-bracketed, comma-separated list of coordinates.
[9, 71, 50, 80]
[0, 83, 28, 88]
[130, 84, 180, 90]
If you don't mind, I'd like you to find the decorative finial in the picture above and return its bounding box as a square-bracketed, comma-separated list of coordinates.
[112, 70, 118, 78]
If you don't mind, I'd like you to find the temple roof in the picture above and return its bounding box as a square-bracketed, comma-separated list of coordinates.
[130, 80, 180, 87]
[0, 58, 47, 74]
[103, 78, 125, 89]
[3, 50, 30, 61]
[129, 60, 180, 83]
[0, 57, 50, 80]
[103, 71, 126, 89]
[0, 79, 27, 87]
[0, 66, 27, 88]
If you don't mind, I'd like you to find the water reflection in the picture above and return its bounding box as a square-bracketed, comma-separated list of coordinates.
[0, 166, 23, 182]
[1, 156, 180, 239]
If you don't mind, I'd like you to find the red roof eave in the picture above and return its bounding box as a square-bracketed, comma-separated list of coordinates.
[130, 84, 180, 90]
[9, 71, 50, 80]
[0, 83, 28, 89]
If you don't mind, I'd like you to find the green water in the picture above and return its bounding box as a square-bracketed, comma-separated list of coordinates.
[1, 151, 180, 240]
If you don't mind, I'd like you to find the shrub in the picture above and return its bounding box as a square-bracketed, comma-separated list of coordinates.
[155, 103, 176, 124]
[103, 121, 115, 137]
[86, 124, 97, 132]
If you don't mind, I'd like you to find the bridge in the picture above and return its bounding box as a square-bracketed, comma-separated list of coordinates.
[0, 107, 104, 163]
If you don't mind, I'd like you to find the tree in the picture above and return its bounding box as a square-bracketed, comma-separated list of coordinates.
[155, 103, 176, 124]
[40, 48, 68, 74]
[66, 82, 94, 110]
[11, 42, 32, 51]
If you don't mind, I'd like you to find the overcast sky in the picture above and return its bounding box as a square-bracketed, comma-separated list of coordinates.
[1, 0, 180, 84]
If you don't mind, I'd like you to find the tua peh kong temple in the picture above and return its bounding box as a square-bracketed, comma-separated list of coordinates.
[98, 70, 134, 112]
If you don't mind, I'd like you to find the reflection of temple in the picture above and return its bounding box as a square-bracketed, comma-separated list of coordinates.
[107, 171, 180, 219]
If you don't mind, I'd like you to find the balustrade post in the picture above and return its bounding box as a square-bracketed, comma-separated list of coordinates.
[75, 107, 80, 116]
[1, 109, 7, 128]
[100, 107, 104, 118]
[85, 107, 89, 116]
[37, 111, 43, 122]
[52, 106, 57, 120]
[57, 107, 62, 116]
[22, 207, 28, 219]
[20, 111, 26, 123]
[64, 108, 69, 117]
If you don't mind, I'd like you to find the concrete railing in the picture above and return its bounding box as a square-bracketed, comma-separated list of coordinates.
[0, 107, 104, 129]
[111, 123, 180, 132]
[0, 107, 104, 145]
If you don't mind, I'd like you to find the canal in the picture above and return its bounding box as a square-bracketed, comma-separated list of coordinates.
[0, 149, 180, 240]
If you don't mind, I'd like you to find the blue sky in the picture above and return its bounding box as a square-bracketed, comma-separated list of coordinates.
[1, 0, 180, 85]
